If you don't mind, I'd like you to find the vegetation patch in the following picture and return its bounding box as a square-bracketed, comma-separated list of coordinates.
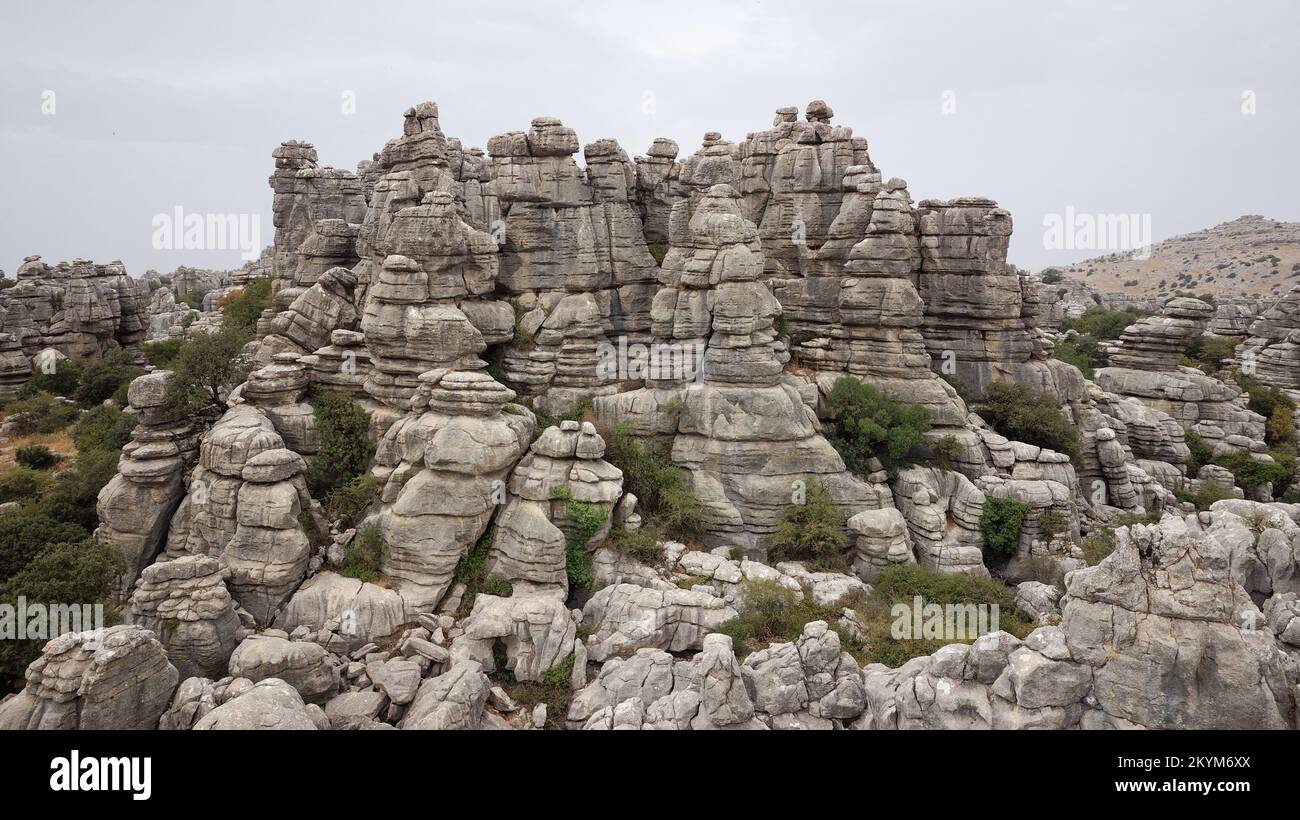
[826, 377, 930, 476]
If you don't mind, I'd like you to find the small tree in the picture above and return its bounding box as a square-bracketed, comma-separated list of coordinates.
[826, 378, 931, 475]
[770, 478, 847, 571]
[981, 382, 1081, 463]
[162, 327, 249, 418]
[980, 497, 1032, 560]
[15, 445, 58, 470]
[305, 390, 375, 498]
[74, 348, 143, 407]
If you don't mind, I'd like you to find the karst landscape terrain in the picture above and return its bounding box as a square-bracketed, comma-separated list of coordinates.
[0, 95, 1297, 736]
[1, 8, 1299, 758]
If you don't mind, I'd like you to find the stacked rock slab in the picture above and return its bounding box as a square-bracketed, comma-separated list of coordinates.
[371, 188, 511, 347]
[489, 118, 659, 413]
[632, 138, 685, 248]
[96, 370, 200, 591]
[745, 101, 875, 278]
[268, 140, 366, 304]
[1096, 297, 1266, 446]
[804, 183, 974, 451]
[1240, 284, 1300, 391]
[597, 184, 891, 556]
[0, 256, 147, 358]
[860, 512, 1296, 729]
[369, 365, 533, 611]
[486, 421, 623, 596]
[128, 554, 242, 680]
[0, 332, 29, 400]
[0, 625, 179, 730]
[253, 266, 359, 365]
[240, 354, 318, 455]
[163, 405, 315, 627]
[913, 199, 1055, 395]
[300, 328, 375, 402]
[221, 447, 315, 625]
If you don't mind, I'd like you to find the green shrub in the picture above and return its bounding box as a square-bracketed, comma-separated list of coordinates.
[602, 422, 702, 539]
[770, 478, 847, 572]
[180, 311, 198, 329]
[305, 390, 374, 499]
[340, 525, 385, 582]
[1184, 430, 1214, 474]
[142, 339, 186, 368]
[1040, 269, 1063, 284]
[0, 467, 50, 504]
[482, 576, 514, 597]
[1212, 451, 1291, 493]
[5, 392, 81, 435]
[1234, 373, 1295, 423]
[1062, 306, 1147, 341]
[0, 537, 125, 683]
[930, 435, 963, 471]
[1174, 483, 1238, 510]
[979, 497, 1032, 560]
[826, 377, 930, 475]
[981, 382, 1081, 462]
[606, 525, 664, 565]
[219, 277, 272, 341]
[0, 509, 89, 582]
[162, 327, 251, 418]
[1052, 334, 1107, 379]
[40, 449, 124, 530]
[1080, 527, 1116, 566]
[452, 526, 495, 617]
[74, 349, 143, 407]
[72, 404, 137, 454]
[322, 474, 381, 527]
[18, 359, 83, 399]
[553, 486, 608, 589]
[15, 445, 58, 470]
[1182, 335, 1240, 376]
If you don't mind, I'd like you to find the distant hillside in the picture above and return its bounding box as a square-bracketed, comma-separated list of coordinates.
[1049, 215, 1300, 300]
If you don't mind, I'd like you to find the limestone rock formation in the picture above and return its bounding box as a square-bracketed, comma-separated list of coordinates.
[597, 183, 892, 555]
[1097, 297, 1267, 449]
[369, 367, 532, 611]
[486, 420, 623, 596]
[0, 256, 147, 359]
[128, 555, 242, 680]
[0, 625, 178, 730]
[859, 512, 1296, 729]
[96, 371, 200, 591]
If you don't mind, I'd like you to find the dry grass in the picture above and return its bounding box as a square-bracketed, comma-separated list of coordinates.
[0, 427, 77, 471]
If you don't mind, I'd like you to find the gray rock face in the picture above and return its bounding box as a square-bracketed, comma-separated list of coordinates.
[451, 593, 576, 683]
[596, 183, 892, 556]
[399, 661, 491, 730]
[489, 119, 659, 413]
[268, 141, 366, 304]
[0, 256, 147, 360]
[0, 625, 178, 730]
[860, 513, 1296, 730]
[581, 582, 738, 661]
[1240, 284, 1300, 391]
[486, 421, 623, 596]
[273, 570, 407, 653]
[96, 370, 200, 593]
[128, 554, 241, 680]
[192, 677, 323, 730]
[1097, 299, 1267, 449]
[370, 367, 532, 611]
[164, 408, 314, 626]
[227, 634, 341, 703]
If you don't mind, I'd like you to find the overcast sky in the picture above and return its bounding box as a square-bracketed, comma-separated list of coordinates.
[1, 0, 1297, 276]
